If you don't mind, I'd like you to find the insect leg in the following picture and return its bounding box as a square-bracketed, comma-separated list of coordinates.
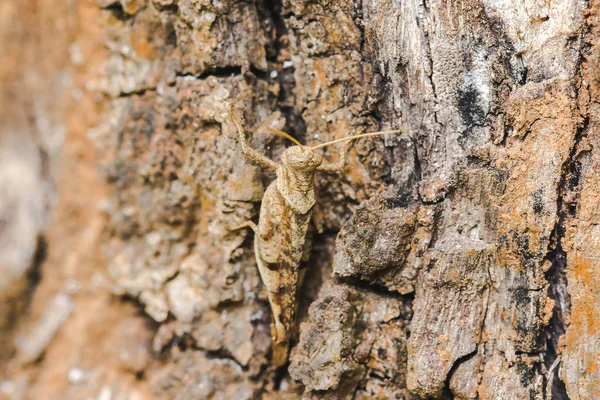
[228, 220, 258, 233]
[316, 144, 346, 172]
[229, 104, 278, 170]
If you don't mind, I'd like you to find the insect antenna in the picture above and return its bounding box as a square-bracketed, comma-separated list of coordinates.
[310, 128, 408, 150]
[265, 127, 305, 151]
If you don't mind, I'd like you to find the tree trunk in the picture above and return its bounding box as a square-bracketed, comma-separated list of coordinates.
[1, 0, 599, 399]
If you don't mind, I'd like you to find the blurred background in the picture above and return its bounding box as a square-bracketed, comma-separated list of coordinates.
[0, 2, 149, 398]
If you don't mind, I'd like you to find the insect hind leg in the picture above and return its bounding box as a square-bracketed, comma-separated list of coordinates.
[228, 221, 257, 233]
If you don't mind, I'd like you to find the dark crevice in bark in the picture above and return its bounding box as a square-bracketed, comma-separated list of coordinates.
[426, 207, 442, 251]
[102, 3, 135, 21]
[514, 350, 545, 357]
[260, 0, 286, 64]
[202, 348, 246, 369]
[543, 116, 588, 400]
[175, 66, 245, 80]
[0, 234, 48, 362]
[336, 276, 402, 298]
[442, 348, 479, 400]
[412, 136, 423, 184]
[353, 0, 366, 52]
[28, 234, 47, 288]
[300, 232, 335, 297]
[420, 195, 450, 206]
[3, 235, 49, 351]
[335, 276, 415, 322]
[264, 0, 306, 145]
[116, 87, 157, 98]
[154, 2, 179, 13]
[271, 361, 291, 390]
[176, 64, 276, 83]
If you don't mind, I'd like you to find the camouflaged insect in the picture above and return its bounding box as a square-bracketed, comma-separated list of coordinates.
[229, 104, 405, 366]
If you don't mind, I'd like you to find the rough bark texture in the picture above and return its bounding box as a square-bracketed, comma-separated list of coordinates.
[1, 0, 600, 399]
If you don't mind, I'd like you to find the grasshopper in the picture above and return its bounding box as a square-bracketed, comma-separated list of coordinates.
[228, 105, 405, 366]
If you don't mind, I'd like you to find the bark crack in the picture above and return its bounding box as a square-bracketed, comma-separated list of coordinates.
[417, 0, 442, 131]
[542, 113, 588, 400]
[116, 87, 157, 98]
[443, 348, 479, 399]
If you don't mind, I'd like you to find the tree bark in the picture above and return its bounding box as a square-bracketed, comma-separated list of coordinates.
[1, 0, 599, 399]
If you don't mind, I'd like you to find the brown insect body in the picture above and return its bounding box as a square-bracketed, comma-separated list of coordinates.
[228, 105, 405, 366]
[255, 147, 323, 366]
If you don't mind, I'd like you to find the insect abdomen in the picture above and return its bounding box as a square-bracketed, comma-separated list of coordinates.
[254, 182, 312, 366]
